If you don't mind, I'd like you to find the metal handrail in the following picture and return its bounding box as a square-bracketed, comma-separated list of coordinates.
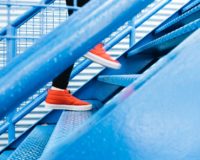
[0, 2, 78, 9]
[0, 0, 174, 146]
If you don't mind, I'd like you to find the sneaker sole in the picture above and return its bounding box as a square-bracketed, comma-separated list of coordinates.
[45, 103, 92, 111]
[84, 52, 121, 69]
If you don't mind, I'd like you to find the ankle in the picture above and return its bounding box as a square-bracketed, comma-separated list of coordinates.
[51, 86, 65, 91]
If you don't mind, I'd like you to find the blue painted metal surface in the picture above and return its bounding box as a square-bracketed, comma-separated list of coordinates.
[128, 18, 200, 57]
[6, 111, 16, 143]
[40, 29, 200, 160]
[0, 111, 61, 155]
[0, 23, 135, 137]
[0, 0, 71, 144]
[41, 111, 92, 159]
[0, 0, 192, 155]
[155, 3, 200, 34]
[5, 1, 17, 143]
[129, 18, 135, 47]
[182, 0, 200, 13]
[0, 0, 153, 118]
[40, 24, 192, 160]
[40, 53, 156, 159]
[0, 151, 13, 160]
[98, 74, 139, 87]
[0, 0, 191, 154]
[0, 90, 47, 135]
[0, 0, 171, 140]
[71, 0, 172, 79]
[7, 125, 54, 160]
[6, 26, 17, 63]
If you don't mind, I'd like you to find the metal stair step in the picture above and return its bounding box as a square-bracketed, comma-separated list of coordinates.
[40, 111, 93, 159]
[0, 150, 13, 160]
[155, 3, 200, 34]
[38, 27, 200, 160]
[128, 18, 200, 57]
[98, 74, 139, 87]
[7, 125, 55, 160]
[181, 0, 200, 13]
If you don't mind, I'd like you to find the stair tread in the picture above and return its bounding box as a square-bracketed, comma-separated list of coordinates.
[38, 27, 200, 160]
[156, 3, 200, 33]
[40, 111, 93, 159]
[7, 125, 54, 160]
[182, 0, 200, 13]
[128, 18, 200, 57]
[98, 74, 139, 87]
[0, 150, 13, 160]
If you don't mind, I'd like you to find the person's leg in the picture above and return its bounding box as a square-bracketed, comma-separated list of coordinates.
[46, 0, 121, 111]
[52, 0, 90, 90]
[46, 0, 92, 111]
[66, 0, 90, 15]
[52, 65, 74, 90]
[52, 0, 91, 90]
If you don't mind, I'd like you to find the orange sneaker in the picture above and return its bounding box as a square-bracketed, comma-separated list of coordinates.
[45, 89, 92, 111]
[85, 43, 121, 69]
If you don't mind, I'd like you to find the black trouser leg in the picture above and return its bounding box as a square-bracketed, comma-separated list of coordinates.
[52, 0, 90, 89]
[66, 0, 90, 15]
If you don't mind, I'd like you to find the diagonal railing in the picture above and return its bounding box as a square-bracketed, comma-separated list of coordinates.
[0, 0, 75, 146]
[0, 0, 178, 148]
[0, 0, 156, 116]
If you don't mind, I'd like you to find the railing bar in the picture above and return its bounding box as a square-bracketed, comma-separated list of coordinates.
[0, 0, 172, 140]
[0, 3, 79, 10]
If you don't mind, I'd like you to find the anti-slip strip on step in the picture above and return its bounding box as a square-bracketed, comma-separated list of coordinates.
[182, 0, 200, 13]
[0, 151, 13, 160]
[156, 4, 200, 34]
[8, 125, 54, 160]
[40, 111, 92, 159]
[128, 18, 200, 57]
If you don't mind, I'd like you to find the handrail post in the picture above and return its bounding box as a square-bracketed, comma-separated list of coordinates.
[73, 0, 77, 7]
[6, 0, 17, 63]
[129, 17, 135, 47]
[5, 0, 17, 142]
[6, 111, 16, 143]
[6, 26, 17, 63]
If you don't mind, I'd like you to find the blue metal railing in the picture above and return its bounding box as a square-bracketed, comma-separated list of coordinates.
[0, 0, 156, 115]
[0, 0, 173, 147]
[0, 0, 70, 144]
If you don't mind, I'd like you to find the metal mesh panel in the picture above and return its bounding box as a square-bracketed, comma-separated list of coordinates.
[16, 1, 68, 55]
[0, 0, 70, 149]
[0, 39, 7, 68]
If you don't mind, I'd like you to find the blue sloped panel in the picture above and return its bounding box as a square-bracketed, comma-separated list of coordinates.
[41, 30, 200, 160]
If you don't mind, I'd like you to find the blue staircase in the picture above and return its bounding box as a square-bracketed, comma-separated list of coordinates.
[42, 29, 200, 160]
[1, 0, 200, 159]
